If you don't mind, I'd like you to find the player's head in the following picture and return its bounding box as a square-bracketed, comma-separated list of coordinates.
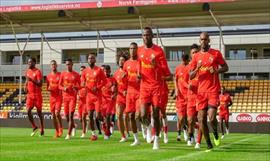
[80, 65, 86, 75]
[118, 53, 128, 68]
[221, 86, 226, 94]
[129, 42, 138, 59]
[143, 27, 153, 47]
[65, 59, 73, 71]
[104, 65, 111, 77]
[28, 57, 36, 69]
[199, 32, 210, 50]
[182, 53, 189, 64]
[101, 64, 106, 70]
[190, 43, 199, 59]
[88, 53, 96, 66]
[50, 60, 57, 71]
[101, 64, 107, 75]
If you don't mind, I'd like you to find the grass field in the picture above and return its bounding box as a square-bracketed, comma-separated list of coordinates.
[0, 127, 269, 161]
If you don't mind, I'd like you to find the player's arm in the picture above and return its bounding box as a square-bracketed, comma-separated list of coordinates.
[174, 74, 179, 97]
[58, 73, 65, 91]
[137, 56, 142, 80]
[190, 62, 201, 80]
[81, 70, 86, 88]
[111, 79, 117, 100]
[46, 76, 50, 91]
[213, 51, 229, 74]
[159, 49, 172, 79]
[97, 70, 107, 90]
[24, 76, 28, 94]
[73, 73, 81, 91]
[228, 95, 233, 107]
[189, 54, 201, 80]
[217, 63, 229, 74]
[162, 74, 173, 81]
[182, 71, 189, 89]
[122, 72, 128, 96]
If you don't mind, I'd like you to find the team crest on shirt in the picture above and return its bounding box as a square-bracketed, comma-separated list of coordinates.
[93, 71, 97, 76]
[71, 76, 75, 80]
[127, 66, 131, 70]
[33, 73, 36, 77]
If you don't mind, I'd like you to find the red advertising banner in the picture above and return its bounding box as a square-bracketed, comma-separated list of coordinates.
[0, 0, 233, 13]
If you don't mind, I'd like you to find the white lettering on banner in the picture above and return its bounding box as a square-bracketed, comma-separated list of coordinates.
[256, 114, 270, 122]
[236, 113, 252, 122]
[8, 112, 52, 120]
[167, 115, 178, 121]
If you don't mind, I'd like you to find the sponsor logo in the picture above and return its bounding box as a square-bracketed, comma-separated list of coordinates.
[9, 112, 53, 120]
[256, 114, 270, 122]
[0, 111, 8, 119]
[236, 113, 252, 122]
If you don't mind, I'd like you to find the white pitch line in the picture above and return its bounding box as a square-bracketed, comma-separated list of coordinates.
[160, 135, 263, 161]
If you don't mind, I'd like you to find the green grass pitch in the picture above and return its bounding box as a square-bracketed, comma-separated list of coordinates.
[0, 127, 269, 161]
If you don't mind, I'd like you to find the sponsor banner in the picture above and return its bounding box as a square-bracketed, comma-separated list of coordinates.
[8, 112, 81, 120]
[0, 0, 233, 13]
[168, 113, 270, 123]
[230, 113, 270, 123]
[0, 111, 8, 119]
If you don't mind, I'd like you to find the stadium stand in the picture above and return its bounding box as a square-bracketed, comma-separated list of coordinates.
[0, 80, 269, 114]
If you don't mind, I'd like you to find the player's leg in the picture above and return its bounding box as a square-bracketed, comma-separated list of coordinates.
[36, 109, 44, 136]
[195, 126, 203, 149]
[152, 106, 161, 150]
[225, 117, 229, 135]
[141, 103, 152, 143]
[26, 96, 38, 136]
[81, 102, 88, 138]
[36, 96, 44, 136]
[187, 105, 197, 146]
[81, 113, 87, 138]
[161, 111, 169, 144]
[129, 112, 140, 146]
[64, 104, 70, 139]
[78, 100, 83, 136]
[208, 106, 220, 146]
[89, 110, 98, 140]
[219, 117, 225, 138]
[104, 113, 111, 139]
[67, 111, 75, 136]
[56, 110, 63, 137]
[187, 115, 195, 146]
[117, 104, 127, 142]
[110, 113, 116, 134]
[177, 114, 185, 141]
[124, 113, 130, 137]
[52, 112, 58, 137]
[50, 99, 58, 137]
[198, 109, 213, 149]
